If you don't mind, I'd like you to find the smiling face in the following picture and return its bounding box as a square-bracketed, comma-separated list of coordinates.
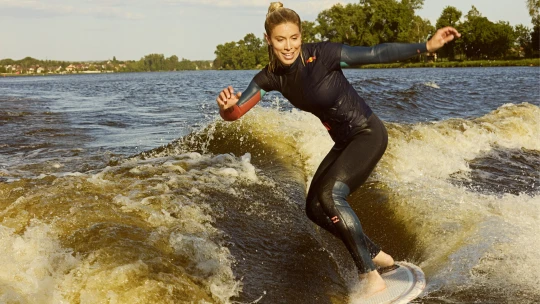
[265, 22, 302, 66]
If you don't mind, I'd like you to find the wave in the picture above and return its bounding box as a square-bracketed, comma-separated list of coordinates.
[0, 152, 258, 303]
[373, 102, 540, 301]
[0, 102, 538, 303]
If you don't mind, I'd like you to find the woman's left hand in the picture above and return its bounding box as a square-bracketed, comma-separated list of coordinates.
[427, 26, 461, 52]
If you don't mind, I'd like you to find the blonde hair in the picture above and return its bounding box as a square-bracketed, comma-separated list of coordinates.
[265, 2, 304, 72]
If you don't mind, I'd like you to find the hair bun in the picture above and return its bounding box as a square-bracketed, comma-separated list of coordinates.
[267, 2, 283, 15]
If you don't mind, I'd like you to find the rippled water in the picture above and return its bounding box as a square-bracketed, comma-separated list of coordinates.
[0, 67, 539, 303]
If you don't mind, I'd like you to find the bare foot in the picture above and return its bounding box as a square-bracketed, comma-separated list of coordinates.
[373, 250, 394, 268]
[356, 270, 387, 299]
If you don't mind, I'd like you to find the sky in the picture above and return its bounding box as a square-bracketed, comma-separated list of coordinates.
[0, 0, 534, 62]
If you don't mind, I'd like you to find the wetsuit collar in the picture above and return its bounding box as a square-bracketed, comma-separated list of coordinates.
[277, 54, 301, 75]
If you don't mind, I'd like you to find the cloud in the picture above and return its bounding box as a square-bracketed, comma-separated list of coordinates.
[0, 0, 144, 19]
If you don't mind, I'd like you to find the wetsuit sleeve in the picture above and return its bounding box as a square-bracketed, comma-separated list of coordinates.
[340, 43, 428, 67]
[220, 80, 266, 121]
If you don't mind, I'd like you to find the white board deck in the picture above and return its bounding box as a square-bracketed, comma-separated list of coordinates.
[352, 261, 426, 304]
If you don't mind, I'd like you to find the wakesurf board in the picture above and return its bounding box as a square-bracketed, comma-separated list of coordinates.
[352, 261, 426, 304]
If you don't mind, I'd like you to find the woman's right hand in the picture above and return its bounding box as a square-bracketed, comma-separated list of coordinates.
[216, 86, 242, 111]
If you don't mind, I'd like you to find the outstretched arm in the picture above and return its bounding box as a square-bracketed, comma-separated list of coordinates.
[340, 26, 461, 67]
[340, 43, 427, 67]
[216, 80, 266, 121]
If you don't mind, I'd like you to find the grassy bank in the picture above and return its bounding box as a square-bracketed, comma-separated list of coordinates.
[359, 58, 540, 69]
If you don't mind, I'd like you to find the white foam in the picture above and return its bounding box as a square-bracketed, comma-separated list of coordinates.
[423, 82, 440, 89]
[0, 221, 79, 303]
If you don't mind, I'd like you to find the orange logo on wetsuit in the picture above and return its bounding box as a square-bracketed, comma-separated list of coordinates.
[306, 56, 316, 63]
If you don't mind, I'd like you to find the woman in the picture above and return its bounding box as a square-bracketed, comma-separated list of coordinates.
[216, 2, 460, 298]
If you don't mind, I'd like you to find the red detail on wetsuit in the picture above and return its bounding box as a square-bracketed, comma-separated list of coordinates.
[322, 122, 331, 130]
[331, 216, 340, 223]
[220, 91, 262, 121]
[306, 56, 317, 63]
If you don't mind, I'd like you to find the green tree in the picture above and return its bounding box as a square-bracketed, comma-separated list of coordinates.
[465, 5, 482, 20]
[0, 58, 15, 65]
[460, 6, 483, 59]
[168, 55, 179, 70]
[142, 54, 166, 71]
[515, 24, 533, 57]
[19, 56, 40, 70]
[434, 6, 463, 60]
[235, 38, 256, 69]
[362, 0, 401, 43]
[215, 41, 236, 69]
[395, 0, 427, 42]
[177, 58, 196, 70]
[317, 3, 369, 45]
[193, 60, 213, 70]
[243, 33, 267, 67]
[317, 0, 426, 46]
[526, 0, 540, 19]
[526, 1, 540, 56]
[302, 20, 321, 43]
[491, 21, 517, 58]
[214, 33, 268, 70]
[212, 57, 222, 70]
[435, 6, 461, 29]
[460, 7, 516, 60]
[410, 16, 434, 43]
[531, 23, 540, 56]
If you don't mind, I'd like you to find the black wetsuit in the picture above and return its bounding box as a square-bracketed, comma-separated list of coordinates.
[220, 41, 427, 273]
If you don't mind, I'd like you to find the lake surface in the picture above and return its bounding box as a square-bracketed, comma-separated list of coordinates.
[0, 67, 539, 303]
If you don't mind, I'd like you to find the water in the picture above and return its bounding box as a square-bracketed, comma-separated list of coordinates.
[0, 67, 539, 303]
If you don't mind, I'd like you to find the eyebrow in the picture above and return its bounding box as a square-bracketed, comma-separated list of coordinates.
[275, 34, 299, 38]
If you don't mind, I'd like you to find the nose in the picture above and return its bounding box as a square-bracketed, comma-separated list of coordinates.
[285, 39, 292, 50]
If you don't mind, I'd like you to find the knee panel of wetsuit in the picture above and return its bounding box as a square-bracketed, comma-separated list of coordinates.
[332, 181, 362, 230]
[331, 181, 350, 207]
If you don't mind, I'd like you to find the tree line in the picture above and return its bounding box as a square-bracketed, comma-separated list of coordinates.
[214, 0, 540, 70]
[0, 55, 213, 74]
[436, 5, 539, 60]
[119, 54, 213, 72]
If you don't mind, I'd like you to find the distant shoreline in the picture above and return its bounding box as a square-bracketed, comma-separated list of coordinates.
[2, 59, 538, 77]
